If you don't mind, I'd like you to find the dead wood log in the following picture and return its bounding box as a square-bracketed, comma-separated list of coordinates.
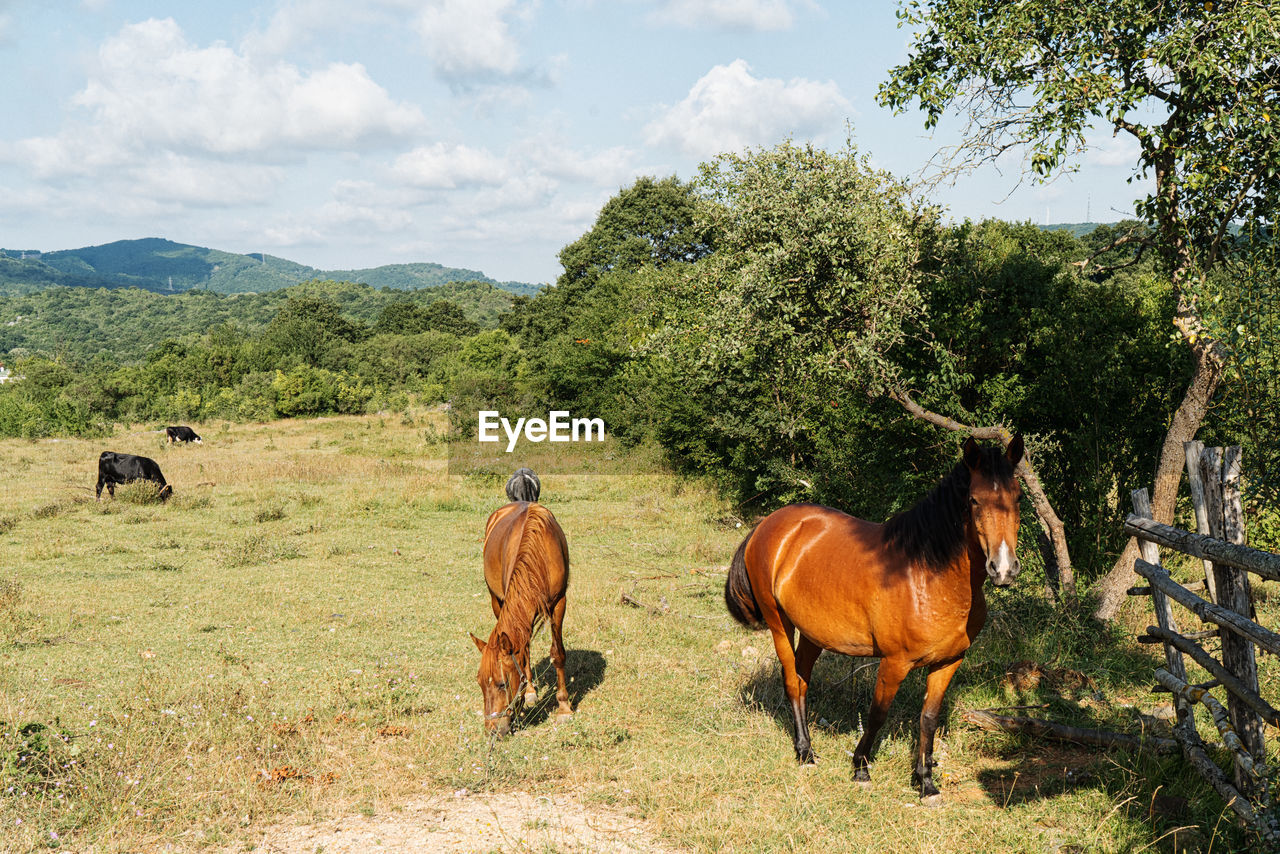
[962, 709, 1178, 754]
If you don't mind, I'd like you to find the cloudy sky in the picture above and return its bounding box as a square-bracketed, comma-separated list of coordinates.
[0, 0, 1146, 284]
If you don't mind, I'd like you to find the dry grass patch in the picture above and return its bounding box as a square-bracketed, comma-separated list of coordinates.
[0, 413, 1263, 852]
[219, 532, 305, 567]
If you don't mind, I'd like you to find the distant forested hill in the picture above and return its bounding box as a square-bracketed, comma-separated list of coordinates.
[1041, 222, 1110, 238]
[0, 238, 542, 297]
[0, 278, 514, 362]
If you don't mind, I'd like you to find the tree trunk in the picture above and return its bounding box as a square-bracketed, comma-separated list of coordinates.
[1092, 343, 1226, 620]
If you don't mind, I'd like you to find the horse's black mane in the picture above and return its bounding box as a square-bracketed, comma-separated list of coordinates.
[881, 445, 1015, 571]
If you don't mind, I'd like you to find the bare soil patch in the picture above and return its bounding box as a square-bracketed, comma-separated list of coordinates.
[243, 789, 684, 853]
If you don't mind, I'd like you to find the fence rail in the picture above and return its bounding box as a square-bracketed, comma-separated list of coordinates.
[1127, 441, 1278, 844]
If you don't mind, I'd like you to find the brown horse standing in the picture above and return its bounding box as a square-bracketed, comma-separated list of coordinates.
[725, 436, 1024, 803]
[471, 500, 573, 735]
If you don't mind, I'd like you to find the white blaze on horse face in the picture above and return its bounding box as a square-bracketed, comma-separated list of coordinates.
[990, 539, 1016, 584]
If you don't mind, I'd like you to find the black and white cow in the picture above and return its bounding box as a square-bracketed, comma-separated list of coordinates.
[166, 425, 202, 444]
[504, 467, 541, 503]
[96, 452, 172, 501]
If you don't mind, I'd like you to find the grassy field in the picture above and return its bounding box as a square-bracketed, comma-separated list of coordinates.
[0, 413, 1267, 852]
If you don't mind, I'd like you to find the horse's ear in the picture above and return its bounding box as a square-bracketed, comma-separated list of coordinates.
[497, 632, 514, 655]
[962, 437, 982, 469]
[1006, 433, 1024, 468]
[470, 632, 487, 653]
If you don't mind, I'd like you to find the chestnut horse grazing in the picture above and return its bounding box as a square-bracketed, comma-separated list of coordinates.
[725, 436, 1024, 803]
[471, 500, 573, 735]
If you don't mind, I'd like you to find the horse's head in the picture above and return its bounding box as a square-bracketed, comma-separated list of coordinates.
[471, 630, 526, 736]
[962, 435, 1024, 586]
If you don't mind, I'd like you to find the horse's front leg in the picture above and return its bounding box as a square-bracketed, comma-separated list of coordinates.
[521, 649, 537, 706]
[548, 596, 572, 718]
[914, 658, 964, 805]
[851, 657, 911, 785]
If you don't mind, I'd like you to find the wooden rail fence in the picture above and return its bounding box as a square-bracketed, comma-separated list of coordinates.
[1125, 441, 1279, 843]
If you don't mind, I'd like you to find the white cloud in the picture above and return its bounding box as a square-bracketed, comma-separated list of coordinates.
[392, 143, 510, 189]
[644, 59, 851, 158]
[242, 0, 359, 57]
[129, 154, 285, 206]
[317, 199, 416, 233]
[6, 16, 427, 184]
[413, 0, 538, 85]
[647, 0, 804, 31]
[1085, 129, 1140, 168]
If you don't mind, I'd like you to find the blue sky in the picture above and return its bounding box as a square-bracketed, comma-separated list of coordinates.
[0, 0, 1147, 284]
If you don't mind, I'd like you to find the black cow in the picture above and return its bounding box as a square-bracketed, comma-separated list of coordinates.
[504, 467, 540, 503]
[96, 452, 172, 502]
[166, 426, 202, 444]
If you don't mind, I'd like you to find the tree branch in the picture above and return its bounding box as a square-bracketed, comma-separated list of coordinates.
[887, 387, 1076, 598]
[1209, 168, 1261, 267]
[1071, 227, 1154, 275]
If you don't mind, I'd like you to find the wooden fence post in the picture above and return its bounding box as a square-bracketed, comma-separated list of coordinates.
[1184, 440, 1218, 604]
[1200, 446, 1265, 796]
[1131, 488, 1197, 744]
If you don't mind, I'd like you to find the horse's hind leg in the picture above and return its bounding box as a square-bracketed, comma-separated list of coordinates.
[851, 657, 911, 785]
[914, 658, 964, 805]
[548, 596, 572, 718]
[793, 636, 823, 763]
[763, 614, 817, 764]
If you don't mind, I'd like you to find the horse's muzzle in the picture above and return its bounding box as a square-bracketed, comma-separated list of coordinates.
[986, 541, 1020, 586]
[986, 559, 1021, 587]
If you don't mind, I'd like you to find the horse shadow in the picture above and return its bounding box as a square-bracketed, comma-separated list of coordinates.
[521, 648, 607, 728]
[740, 652, 909, 741]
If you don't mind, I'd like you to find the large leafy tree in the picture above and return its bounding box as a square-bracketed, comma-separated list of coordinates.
[512, 175, 715, 342]
[557, 176, 715, 290]
[259, 295, 364, 368]
[508, 175, 714, 423]
[644, 141, 944, 505]
[879, 0, 1280, 618]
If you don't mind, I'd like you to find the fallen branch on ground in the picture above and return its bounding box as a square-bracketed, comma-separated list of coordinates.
[963, 709, 1179, 754]
[620, 592, 669, 614]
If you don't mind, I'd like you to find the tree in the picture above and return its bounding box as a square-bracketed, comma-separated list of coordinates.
[879, 0, 1280, 618]
[514, 176, 714, 343]
[260, 296, 364, 367]
[508, 176, 714, 422]
[643, 141, 943, 504]
[557, 175, 715, 290]
[374, 300, 478, 337]
[642, 144, 1078, 593]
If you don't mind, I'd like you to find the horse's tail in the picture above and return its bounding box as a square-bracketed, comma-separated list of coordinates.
[724, 524, 765, 630]
[506, 467, 541, 503]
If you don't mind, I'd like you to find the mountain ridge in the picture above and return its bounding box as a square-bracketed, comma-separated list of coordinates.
[0, 238, 542, 297]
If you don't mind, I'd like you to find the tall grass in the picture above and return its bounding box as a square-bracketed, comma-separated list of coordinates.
[0, 413, 1265, 851]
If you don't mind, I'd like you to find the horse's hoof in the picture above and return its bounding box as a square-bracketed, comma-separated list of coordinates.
[921, 793, 943, 808]
[853, 778, 872, 789]
[553, 706, 574, 720]
[524, 691, 538, 705]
